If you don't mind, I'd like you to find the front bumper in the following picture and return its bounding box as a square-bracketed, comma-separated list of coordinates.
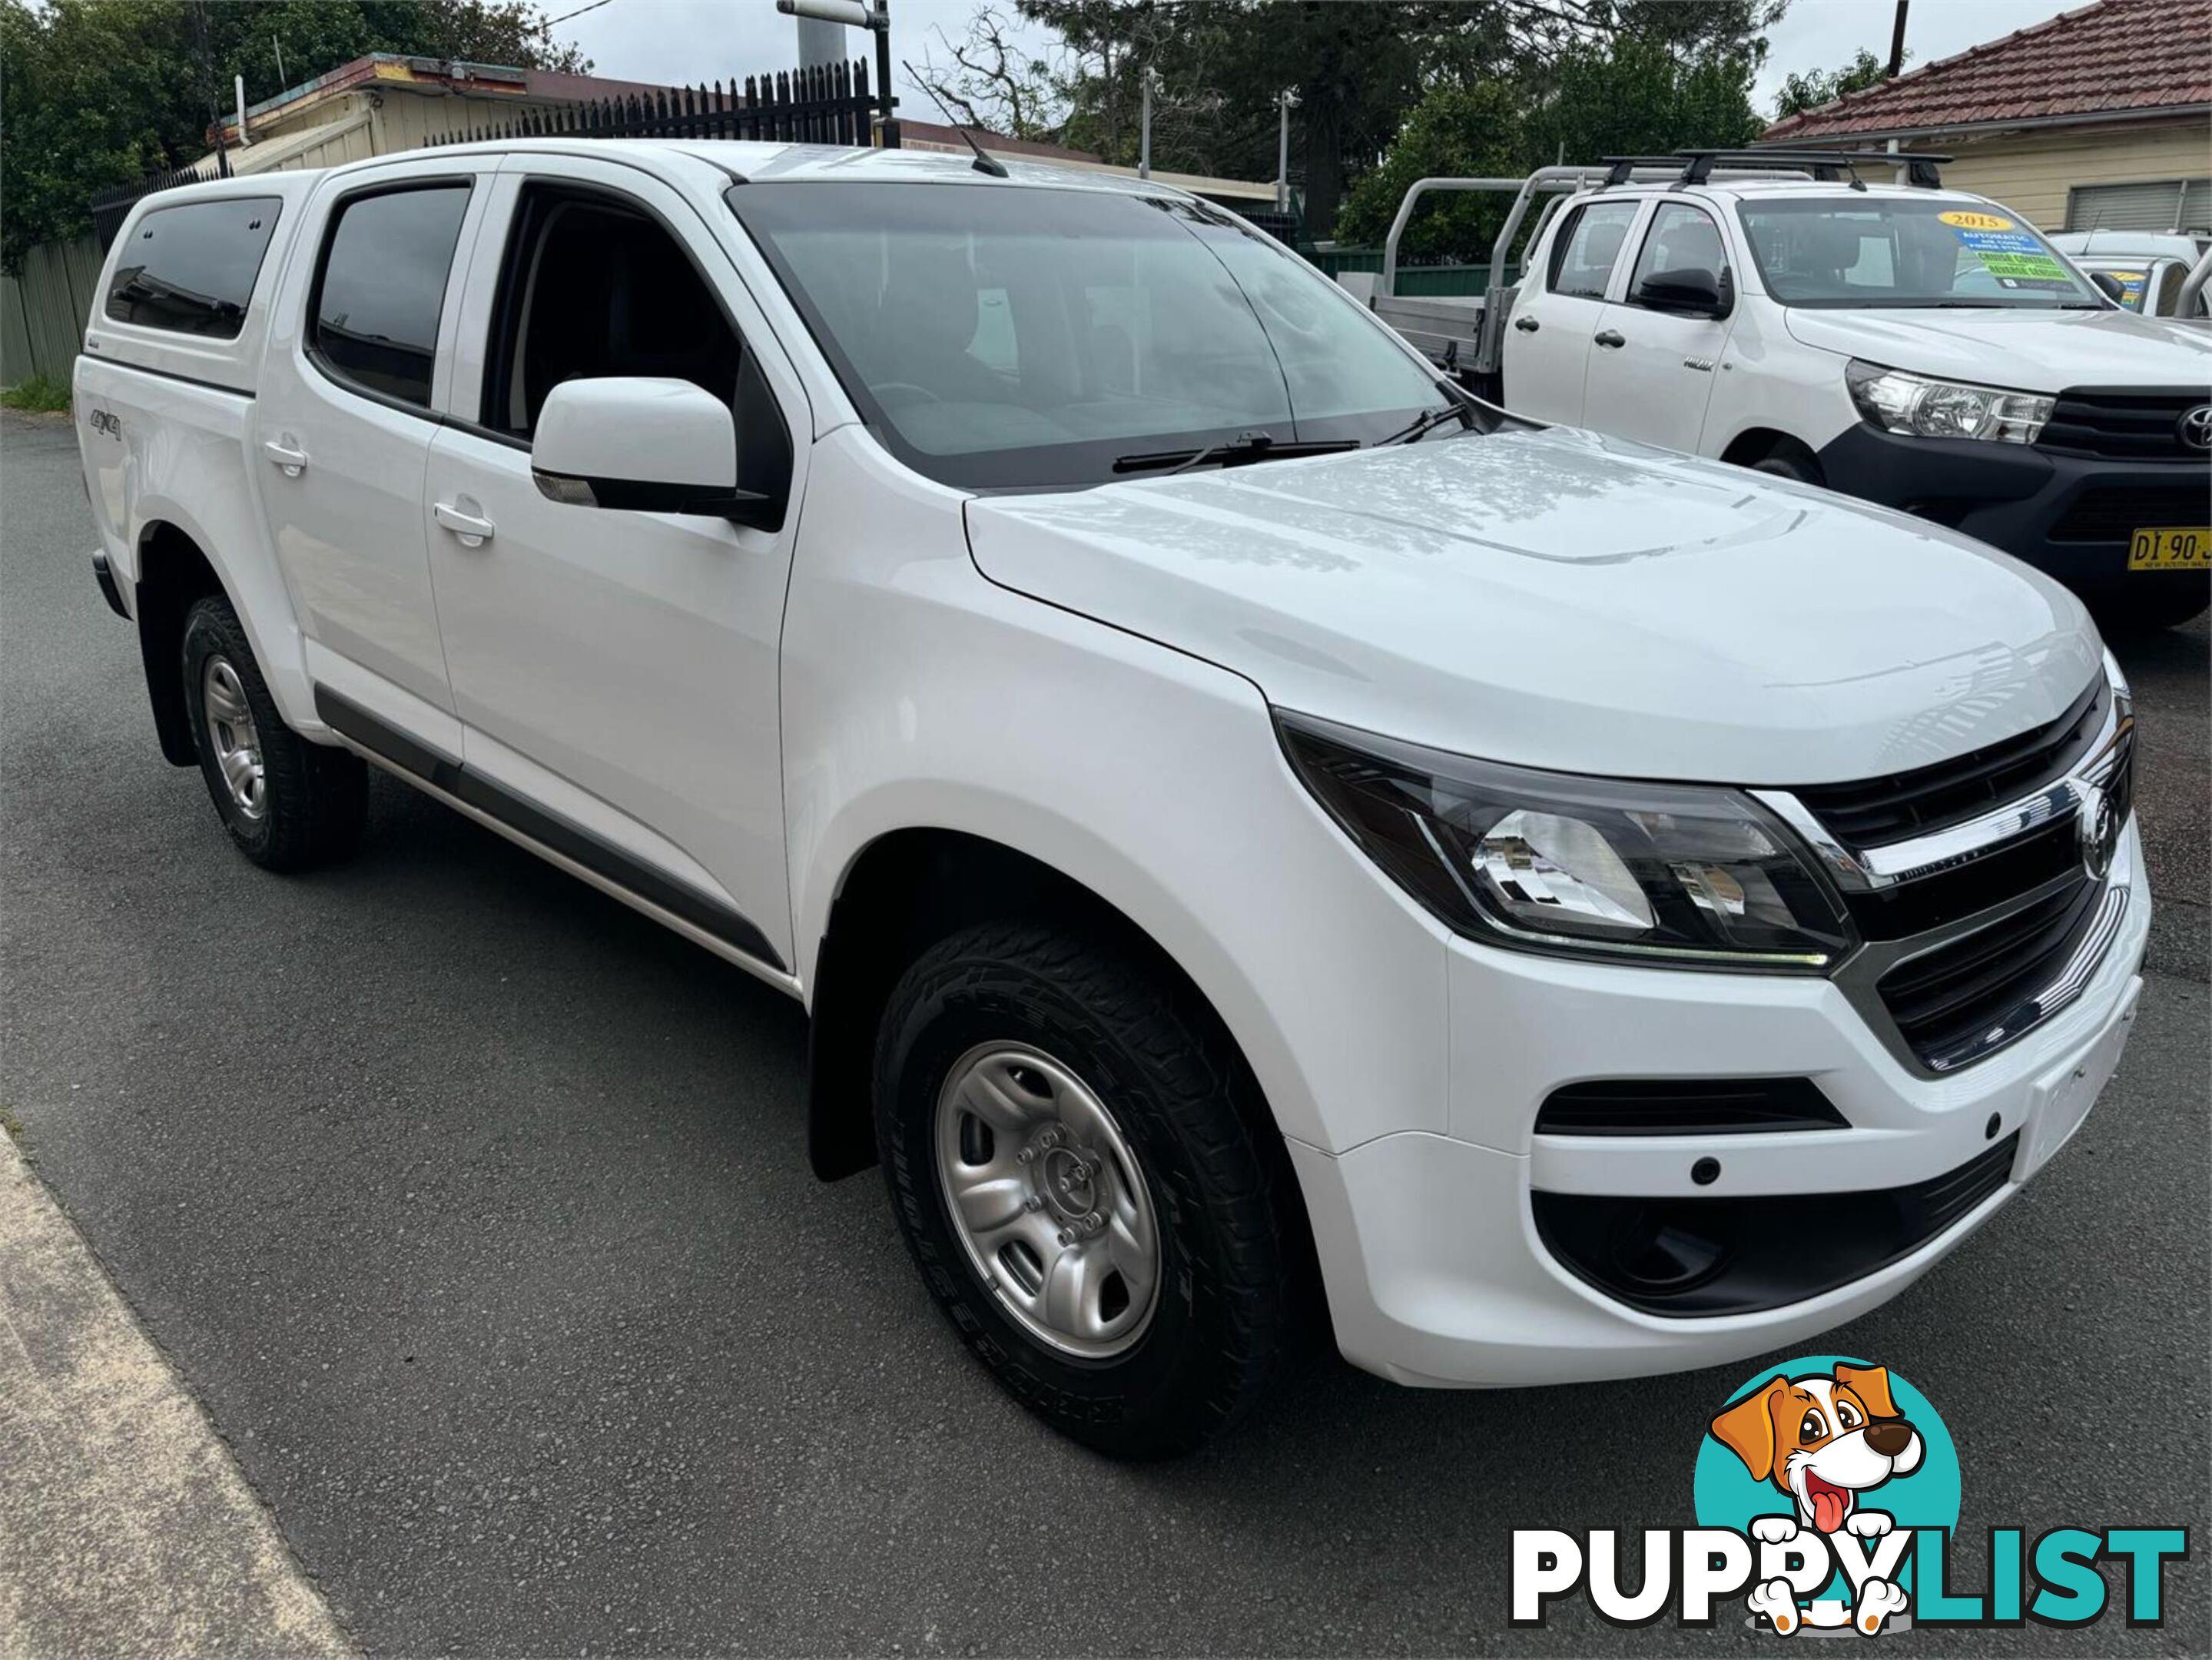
[1812, 423, 2210, 593]
[1293, 820, 2149, 1389]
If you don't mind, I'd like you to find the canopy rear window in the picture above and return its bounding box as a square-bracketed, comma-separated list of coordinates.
[105, 197, 283, 340]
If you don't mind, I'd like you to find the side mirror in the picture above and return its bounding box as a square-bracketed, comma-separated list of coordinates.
[2087, 270, 2126, 305]
[532, 377, 771, 521]
[1633, 266, 1729, 319]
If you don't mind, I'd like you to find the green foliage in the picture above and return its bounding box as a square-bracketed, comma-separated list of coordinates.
[1331, 83, 1525, 261]
[1336, 35, 1766, 260]
[1773, 46, 1896, 120]
[1, 375, 72, 412]
[979, 0, 1783, 240]
[1, 0, 589, 271]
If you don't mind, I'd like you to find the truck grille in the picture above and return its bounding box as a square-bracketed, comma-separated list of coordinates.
[2038, 388, 2212, 460]
[2052, 486, 2212, 543]
[1780, 667, 2133, 1073]
[1875, 877, 2101, 1068]
[1790, 678, 2105, 843]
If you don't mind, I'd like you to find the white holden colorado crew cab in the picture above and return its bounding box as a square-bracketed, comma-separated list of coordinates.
[1475, 159, 2212, 629]
[77, 140, 2148, 1457]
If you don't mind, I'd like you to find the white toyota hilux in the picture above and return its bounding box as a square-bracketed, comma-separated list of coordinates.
[75, 140, 2147, 1457]
[1496, 173, 2212, 630]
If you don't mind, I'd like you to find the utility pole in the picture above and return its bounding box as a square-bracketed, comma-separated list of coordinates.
[272, 35, 286, 87]
[1886, 0, 1910, 77]
[1139, 67, 1159, 179]
[1275, 89, 1298, 214]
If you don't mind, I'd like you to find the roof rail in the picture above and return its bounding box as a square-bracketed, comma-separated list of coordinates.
[1599, 155, 1685, 187]
[1673, 148, 1952, 190]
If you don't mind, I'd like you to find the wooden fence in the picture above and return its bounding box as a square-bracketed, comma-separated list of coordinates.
[428, 60, 877, 150]
[2, 234, 104, 388]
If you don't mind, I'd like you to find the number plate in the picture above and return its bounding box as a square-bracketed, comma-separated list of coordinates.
[2127, 526, 2211, 571]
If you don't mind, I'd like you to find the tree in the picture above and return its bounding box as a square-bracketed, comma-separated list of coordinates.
[1336, 34, 1767, 261]
[903, 5, 1070, 140]
[1773, 45, 1896, 120]
[2, 0, 589, 271]
[1000, 0, 1783, 240]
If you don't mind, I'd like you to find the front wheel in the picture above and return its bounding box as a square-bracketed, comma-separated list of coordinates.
[875, 920, 1293, 1459]
[2081, 582, 2211, 633]
[1751, 451, 1821, 485]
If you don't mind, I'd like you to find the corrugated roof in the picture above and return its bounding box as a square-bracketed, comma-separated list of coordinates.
[1762, 0, 2212, 141]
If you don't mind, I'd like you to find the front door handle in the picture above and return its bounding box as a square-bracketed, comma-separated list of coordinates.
[1594, 329, 1627, 349]
[433, 500, 496, 547]
[1513, 315, 1540, 333]
[262, 437, 309, 476]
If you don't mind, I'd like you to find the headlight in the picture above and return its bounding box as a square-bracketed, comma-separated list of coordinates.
[1278, 712, 1855, 971]
[1846, 360, 2053, 443]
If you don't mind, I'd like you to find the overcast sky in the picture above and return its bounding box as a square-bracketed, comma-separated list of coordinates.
[553, 0, 2088, 131]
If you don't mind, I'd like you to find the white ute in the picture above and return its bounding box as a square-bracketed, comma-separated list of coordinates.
[1365, 152, 2212, 630]
[76, 140, 2148, 1456]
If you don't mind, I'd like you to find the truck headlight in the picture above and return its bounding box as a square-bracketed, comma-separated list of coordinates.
[1846, 360, 2053, 444]
[1278, 712, 1855, 971]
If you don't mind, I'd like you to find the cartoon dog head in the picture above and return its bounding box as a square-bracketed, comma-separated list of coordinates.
[1709, 1363, 1924, 1534]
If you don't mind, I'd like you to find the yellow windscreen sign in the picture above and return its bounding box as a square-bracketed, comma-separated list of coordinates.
[1938, 210, 2016, 231]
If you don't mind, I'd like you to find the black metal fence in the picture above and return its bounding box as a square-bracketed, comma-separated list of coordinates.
[427, 60, 875, 150]
[90, 161, 222, 250]
[82, 59, 876, 252]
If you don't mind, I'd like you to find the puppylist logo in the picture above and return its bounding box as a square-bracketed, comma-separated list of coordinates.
[1512, 1355, 2189, 1636]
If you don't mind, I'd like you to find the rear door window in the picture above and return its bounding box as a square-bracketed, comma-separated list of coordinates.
[1547, 201, 1643, 300]
[105, 197, 283, 338]
[310, 184, 472, 408]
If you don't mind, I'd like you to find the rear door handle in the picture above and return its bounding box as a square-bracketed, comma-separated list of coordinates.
[1513, 316, 1540, 333]
[1594, 329, 1627, 349]
[262, 437, 309, 476]
[433, 500, 496, 546]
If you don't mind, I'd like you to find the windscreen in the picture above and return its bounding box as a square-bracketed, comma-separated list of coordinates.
[1736, 198, 2104, 310]
[728, 181, 1449, 489]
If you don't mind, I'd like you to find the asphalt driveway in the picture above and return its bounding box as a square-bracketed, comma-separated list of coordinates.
[2, 410, 2206, 1655]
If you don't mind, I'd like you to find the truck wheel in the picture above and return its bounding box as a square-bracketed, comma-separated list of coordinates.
[181, 595, 367, 871]
[874, 920, 1291, 1459]
[2083, 584, 2211, 632]
[1752, 453, 1820, 485]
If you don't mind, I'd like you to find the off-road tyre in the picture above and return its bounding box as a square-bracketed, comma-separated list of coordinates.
[875, 919, 1293, 1459]
[181, 594, 367, 872]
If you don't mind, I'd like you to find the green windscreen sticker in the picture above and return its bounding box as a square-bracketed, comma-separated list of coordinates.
[1953, 226, 2074, 290]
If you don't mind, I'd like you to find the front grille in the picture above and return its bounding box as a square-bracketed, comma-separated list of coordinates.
[1875, 876, 2101, 1066]
[2039, 388, 2212, 460]
[1790, 678, 2104, 844]
[2052, 485, 2212, 543]
[1845, 817, 2081, 941]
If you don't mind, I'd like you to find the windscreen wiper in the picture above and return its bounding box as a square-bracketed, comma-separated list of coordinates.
[1112, 430, 1357, 476]
[1375, 402, 1473, 447]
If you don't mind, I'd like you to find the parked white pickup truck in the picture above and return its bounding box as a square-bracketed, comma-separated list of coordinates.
[1365, 152, 2212, 631]
[77, 140, 2147, 1456]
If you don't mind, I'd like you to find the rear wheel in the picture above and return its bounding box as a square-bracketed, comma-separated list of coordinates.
[874, 920, 1292, 1459]
[181, 595, 367, 871]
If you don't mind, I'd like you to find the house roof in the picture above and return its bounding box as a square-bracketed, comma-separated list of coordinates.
[1761, 0, 2212, 142]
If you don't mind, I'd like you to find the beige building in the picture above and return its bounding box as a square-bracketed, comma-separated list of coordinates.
[201, 54, 695, 177]
[1760, 0, 2210, 234]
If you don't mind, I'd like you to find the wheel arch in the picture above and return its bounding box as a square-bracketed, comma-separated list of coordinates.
[804, 822, 1328, 1329]
[1718, 426, 1822, 478]
[133, 518, 228, 765]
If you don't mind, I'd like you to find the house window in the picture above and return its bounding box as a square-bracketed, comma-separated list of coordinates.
[2065, 178, 2211, 234]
